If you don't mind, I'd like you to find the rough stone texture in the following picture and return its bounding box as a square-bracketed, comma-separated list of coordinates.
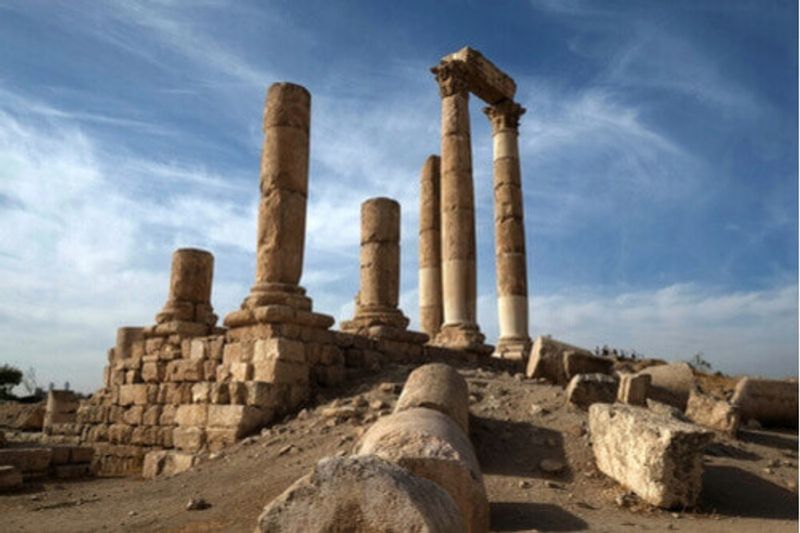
[617, 373, 651, 406]
[115, 327, 144, 361]
[0, 403, 45, 431]
[639, 363, 696, 411]
[0, 448, 53, 475]
[566, 373, 619, 409]
[44, 390, 79, 430]
[142, 450, 196, 479]
[0, 465, 23, 491]
[256, 455, 465, 533]
[485, 99, 530, 362]
[419, 155, 443, 339]
[589, 403, 712, 509]
[356, 407, 488, 533]
[685, 389, 740, 435]
[563, 350, 614, 382]
[395, 363, 470, 434]
[525, 336, 598, 385]
[731, 377, 798, 428]
[646, 399, 689, 422]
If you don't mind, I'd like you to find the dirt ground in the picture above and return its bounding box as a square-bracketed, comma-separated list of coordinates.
[1, 363, 797, 532]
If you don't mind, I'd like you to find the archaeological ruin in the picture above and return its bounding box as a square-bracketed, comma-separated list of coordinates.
[1, 46, 797, 531]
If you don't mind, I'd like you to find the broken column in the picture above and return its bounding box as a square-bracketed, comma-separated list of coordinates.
[155, 248, 217, 332]
[256, 455, 465, 532]
[589, 403, 712, 508]
[419, 155, 443, 339]
[484, 99, 531, 361]
[430, 58, 490, 355]
[731, 377, 798, 428]
[225, 82, 333, 330]
[342, 198, 424, 344]
[395, 363, 469, 433]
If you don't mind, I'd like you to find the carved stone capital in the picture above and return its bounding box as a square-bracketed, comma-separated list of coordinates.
[431, 61, 469, 98]
[483, 100, 526, 132]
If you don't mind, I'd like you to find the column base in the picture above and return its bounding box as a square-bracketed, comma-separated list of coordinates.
[244, 282, 313, 311]
[492, 336, 532, 362]
[432, 323, 494, 356]
[341, 308, 428, 344]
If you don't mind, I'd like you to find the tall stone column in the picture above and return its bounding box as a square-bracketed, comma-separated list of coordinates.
[343, 198, 425, 344]
[484, 100, 530, 360]
[430, 62, 490, 354]
[246, 82, 312, 311]
[418, 155, 443, 339]
[156, 248, 216, 326]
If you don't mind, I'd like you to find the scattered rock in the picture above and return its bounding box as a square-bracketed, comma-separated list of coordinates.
[565, 373, 618, 409]
[277, 445, 295, 457]
[518, 480, 531, 489]
[186, 498, 211, 511]
[540, 459, 565, 474]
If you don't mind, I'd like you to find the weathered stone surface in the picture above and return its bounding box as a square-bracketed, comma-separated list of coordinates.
[617, 373, 651, 406]
[0, 402, 45, 430]
[563, 351, 613, 382]
[157, 248, 216, 326]
[0, 448, 52, 473]
[115, 327, 144, 361]
[395, 363, 470, 434]
[685, 389, 740, 435]
[256, 455, 465, 532]
[525, 336, 594, 385]
[731, 377, 798, 428]
[589, 403, 712, 509]
[0, 465, 22, 491]
[566, 373, 619, 409]
[639, 363, 696, 410]
[142, 450, 196, 479]
[356, 407, 488, 533]
[419, 155, 443, 339]
[438, 47, 516, 104]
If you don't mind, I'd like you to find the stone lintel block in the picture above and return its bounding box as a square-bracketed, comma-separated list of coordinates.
[589, 404, 712, 509]
[440, 47, 516, 104]
[173, 427, 206, 452]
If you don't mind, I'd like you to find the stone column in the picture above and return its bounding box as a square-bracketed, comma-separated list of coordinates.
[246, 82, 312, 311]
[156, 248, 215, 326]
[418, 155, 443, 339]
[484, 100, 530, 360]
[343, 197, 418, 338]
[430, 62, 489, 353]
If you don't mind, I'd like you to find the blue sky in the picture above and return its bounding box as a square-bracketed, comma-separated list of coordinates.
[0, 0, 796, 392]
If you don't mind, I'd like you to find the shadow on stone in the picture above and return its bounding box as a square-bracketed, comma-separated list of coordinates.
[700, 465, 798, 519]
[704, 441, 760, 461]
[471, 414, 571, 482]
[490, 501, 588, 532]
[738, 429, 798, 451]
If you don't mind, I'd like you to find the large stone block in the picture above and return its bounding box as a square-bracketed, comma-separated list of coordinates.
[563, 350, 613, 381]
[731, 377, 798, 428]
[356, 408, 488, 533]
[0, 465, 23, 491]
[525, 336, 598, 385]
[142, 450, 196, 479]
[175, 404, 209, 427]
[565, 373, 618, 409]
[252, 358, 308, 384]
[0, 448, 52, 473]
[440, 47, 516, 104]
[638, 362, 696, 410]
[173, 427, 206, 452]
[118, 384, 153, 406]
[685, 389, 740, 434]
[589, 404, 712, 509]
[254, 337, 306, 364]
[256, 455, 465, 533]
[395, 363, 470, 434]
[617, 373, 651, 406]
[207, 405, 272, 437]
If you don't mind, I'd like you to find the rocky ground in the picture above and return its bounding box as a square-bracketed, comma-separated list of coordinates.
[0, 363, 797, 532]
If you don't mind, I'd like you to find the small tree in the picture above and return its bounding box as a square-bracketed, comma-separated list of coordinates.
[689, 352, 713, 373]
[0, 364, 23, 401]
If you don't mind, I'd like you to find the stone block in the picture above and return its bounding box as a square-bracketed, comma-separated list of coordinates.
[440, 46, 515, 104]
[230, 362, 254, 381]
[253, 338, 306, 364]
[245, 382, 279, 408]
[563, 350, 614, 382]
[0, 448, 52, 473]
[50, 446, 72, 465]
[121, 406, 144, 426]
[53, 463, 91, 479]
[0, 465, 23, 491]
[206, 428, 239, 452]
[525, 336, 593, 385]
[142, 405, 162, 426]
[46, 390, 79, 414]
[256, 455, 465, 533]
[206, 405, 272, 437]
[566, 373, 619, 409]
[141, 361, 165, 383]
[312, 364, 346, 387]
[253, 359, 308, 384]
[173, 427, 206, 452]
[639, 363, 696, 410]
[617, 373, 651, 406]
[731, 377, 798, 428]
[118, 384, 152, 406]
[589, 403, 712, 508]
[210, 383, 230, 404]
[192, 382, 211, 403]
[70, 446, 94, 464]
[159, 405, 177, 426]
[175, 404, 208, 427]
[142, 450, 197, 479]
[685, 389, 740, 434]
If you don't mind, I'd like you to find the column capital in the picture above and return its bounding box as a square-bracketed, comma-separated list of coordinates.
[431, 61, 470, 98]
[483, 100, 526, 133]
